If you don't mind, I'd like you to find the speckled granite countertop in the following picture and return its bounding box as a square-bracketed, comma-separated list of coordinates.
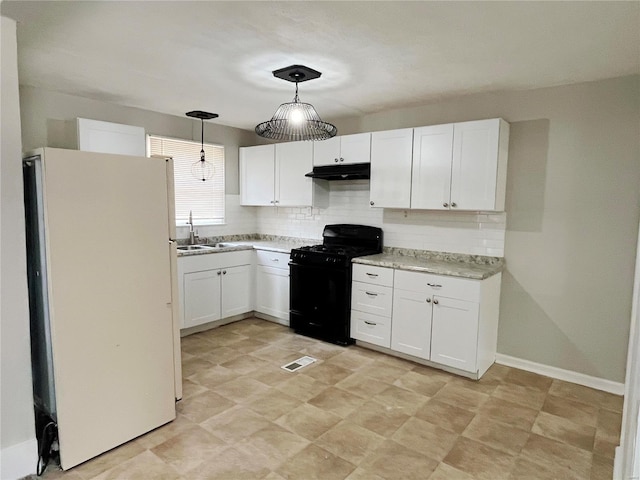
[353, 248, 504, 280]
[176, 234, 318, 257]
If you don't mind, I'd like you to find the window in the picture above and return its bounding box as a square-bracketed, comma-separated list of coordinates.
[148, 135, 225, 225]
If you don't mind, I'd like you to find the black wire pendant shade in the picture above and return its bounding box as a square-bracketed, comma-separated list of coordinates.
[186, 110, 218, 181]
[255, 65, 337, 142]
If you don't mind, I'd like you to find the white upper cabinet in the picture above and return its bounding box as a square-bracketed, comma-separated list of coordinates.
[240, 144, 275, 206]
[76, 118, 145, 156]
[313, 133, 371, 166]
[369, 128, 414, 208]
[451, 119, 509, 211]
[411, 123, 455, 210]
[411, 118, 509, 211]
[240, 142, 329, 207]
[276, 141, 314, 206]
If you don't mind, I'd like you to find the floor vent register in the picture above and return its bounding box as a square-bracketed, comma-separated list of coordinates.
[281, 356, 317, 372]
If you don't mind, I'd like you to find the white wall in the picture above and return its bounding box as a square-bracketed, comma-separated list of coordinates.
[329, 75, 640, 383]
[19, 85, 257, 196]
[0, 16, 38, 479]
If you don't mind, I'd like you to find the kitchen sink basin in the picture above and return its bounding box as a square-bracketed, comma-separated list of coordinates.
[206, 242, 238, 248]
[177, 245, 216, 251]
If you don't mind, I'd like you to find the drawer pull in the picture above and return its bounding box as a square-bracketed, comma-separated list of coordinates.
[433, 299, 439, 305]
[365, 291, 378, 297]
[271, 258, 279, 262]
[364, 320, 377, 326]
[427, 283, 442, 288]
[426, 298, 431, 303]
[366, 273, 378, 277]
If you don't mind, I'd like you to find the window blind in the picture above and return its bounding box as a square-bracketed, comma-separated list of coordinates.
[148, 135, 225, 224]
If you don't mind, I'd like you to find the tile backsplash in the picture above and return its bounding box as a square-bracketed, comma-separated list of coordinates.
[178, 181, 506, 256]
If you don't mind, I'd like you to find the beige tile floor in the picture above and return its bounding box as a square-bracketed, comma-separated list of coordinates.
[38, 317, 623, 480]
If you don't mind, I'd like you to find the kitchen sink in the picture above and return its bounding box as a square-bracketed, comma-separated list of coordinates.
[206, 242, 238, 248]
[177, 245, 216, 251]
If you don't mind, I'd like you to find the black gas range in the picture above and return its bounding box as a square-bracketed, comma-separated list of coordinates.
[289, 224, 383, 345]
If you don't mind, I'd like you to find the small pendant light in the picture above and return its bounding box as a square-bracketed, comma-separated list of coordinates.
[255, 65, 337, 142]
[186, 110, 219, 181]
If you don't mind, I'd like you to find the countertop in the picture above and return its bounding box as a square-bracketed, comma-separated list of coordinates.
[177, 235, 505, 280]
[176, 235, 318, 257]
[353, 249, 504, 280]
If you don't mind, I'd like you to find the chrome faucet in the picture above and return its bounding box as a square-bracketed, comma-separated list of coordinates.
[187, 210, 199, 245]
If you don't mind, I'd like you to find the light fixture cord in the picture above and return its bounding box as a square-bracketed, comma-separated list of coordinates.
[200, 118, 205, 162]
[293, 81, 300, 103]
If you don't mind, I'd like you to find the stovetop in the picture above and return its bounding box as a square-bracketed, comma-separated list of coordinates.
[295, 244, 375, 257]
[290, 224, 383, 268]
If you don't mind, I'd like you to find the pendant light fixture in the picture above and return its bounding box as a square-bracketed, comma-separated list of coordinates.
[255, 65, 337, 142]
[186, 110, 219, 181]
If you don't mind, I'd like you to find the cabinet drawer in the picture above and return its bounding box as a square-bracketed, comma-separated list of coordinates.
[351, 282, 393, 317]
[350, 310, 391, 348]
[352, 264, 394, 287]
[256, 250, 290, 267]
[394, 269, 480, 302]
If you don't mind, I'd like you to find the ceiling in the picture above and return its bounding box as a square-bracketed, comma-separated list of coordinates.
[2, 1, 639, 132]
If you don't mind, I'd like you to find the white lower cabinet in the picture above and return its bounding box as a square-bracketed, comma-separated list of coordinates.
[220, 265, 252, 318]
[391, 288, 432, 360]
[351, 264, 393, 347]
[183, 269, 222, 327]
[350, 310, 391, 348]
[178, 251, 253, 329]
[430, 296, 479, 372]
[255, 250, 290, 324]
[351, 263, 501, 379]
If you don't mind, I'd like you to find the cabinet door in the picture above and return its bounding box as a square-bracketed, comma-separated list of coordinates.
[451, 119, 500, 211]
[391, 288, 431, 360]
[221, 265, 252, 318]
[77, 118, 146, 156]
[275, 141, 314, 206]
[183, 270, 221, 328]
[411, 124, 454, 210]
[370, 128, 413, 208]
[312, 136, 340, 166]
[430, 296, 479, 372]
[339, 133, 371, 165]
[256, 265, 290, 322]
[240, 144, 275, 206]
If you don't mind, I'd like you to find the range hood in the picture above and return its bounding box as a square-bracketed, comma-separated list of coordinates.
[305, 162, 370, 181]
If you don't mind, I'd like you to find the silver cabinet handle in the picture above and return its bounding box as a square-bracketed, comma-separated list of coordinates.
[365, 273, 378, 277]
[217, 271, 222, 275]
[365, 291, 378, 297]
[270, 200, 275, 204]
[335, 158, 339, 163]
[274, 200, 279, 204]
[222, 270, 227, 275]
[271, 258, 279, 262]
[443, 202, 449, 207]
[364, 320, 377, 326]
[426, 298, 431, 303]
[339, 157, 344, 162]
[433, 299, 439, 305]
[451, 202, 457, 208]
[427, 283, 442, 288]
[370, 201, 375, 206]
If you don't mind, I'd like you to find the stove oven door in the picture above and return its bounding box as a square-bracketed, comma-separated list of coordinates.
[289, 262, 352, 345]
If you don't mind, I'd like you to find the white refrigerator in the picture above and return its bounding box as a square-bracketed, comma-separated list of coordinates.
[23, 147, 182, 470]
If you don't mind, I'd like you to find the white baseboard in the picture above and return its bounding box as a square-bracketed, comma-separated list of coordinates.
[0, 437, 37, 480]
[495, 353, 625, 395]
